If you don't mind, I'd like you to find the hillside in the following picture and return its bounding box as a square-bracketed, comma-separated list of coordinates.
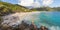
[0, 2, 32, 16]
[0, 1, 60, 16]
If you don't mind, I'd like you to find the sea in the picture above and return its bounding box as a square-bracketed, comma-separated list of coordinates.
[2, 11, 60, 30]
[30, 12, 60, 30]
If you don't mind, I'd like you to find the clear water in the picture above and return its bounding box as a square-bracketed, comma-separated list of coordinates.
[2, 12, 60, 30]
[31, 12, 60, 30]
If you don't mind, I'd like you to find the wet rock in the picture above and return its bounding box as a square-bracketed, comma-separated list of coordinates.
[39, 26, 48, 30]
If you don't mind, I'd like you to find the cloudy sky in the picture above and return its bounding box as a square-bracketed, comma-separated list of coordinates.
[1, 0, 60, 7]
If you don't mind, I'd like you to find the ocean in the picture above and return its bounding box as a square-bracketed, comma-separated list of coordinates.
[2, 11, 60, 30]
[30, 12, 60, 30]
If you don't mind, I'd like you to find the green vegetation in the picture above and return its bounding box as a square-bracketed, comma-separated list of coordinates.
[0, 1, 31, 23]
[0, 1, 60, 16]
[31, 7, 52, 11]
[52, 7, 60, 11]
[0, 1, 32, 16]
[0, 1, 60, 22]
[0, 1, 60, 30]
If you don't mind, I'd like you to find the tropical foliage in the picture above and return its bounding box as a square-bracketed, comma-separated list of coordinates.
[0, 2, 31, 16]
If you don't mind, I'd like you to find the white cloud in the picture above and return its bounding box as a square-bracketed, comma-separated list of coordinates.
[18, 0, 40, 8]
[31, 0, 40, 8]
[18, 0, 54, 8]
[42, 0, 54, 6]
[18, 0, 33, 6]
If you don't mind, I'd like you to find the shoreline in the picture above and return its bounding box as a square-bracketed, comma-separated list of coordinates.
[2, 11, 41, 26]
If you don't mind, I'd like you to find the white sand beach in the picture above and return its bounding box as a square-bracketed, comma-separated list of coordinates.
[2, 11, 41, 26]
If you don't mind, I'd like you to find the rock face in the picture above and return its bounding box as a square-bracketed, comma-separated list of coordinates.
[0, 20, 49, 30]
[0, 21, 29, 30]
[39, 26, 48, 30]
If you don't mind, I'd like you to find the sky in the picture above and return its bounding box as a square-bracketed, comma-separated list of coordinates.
[1, 0, 60, 7]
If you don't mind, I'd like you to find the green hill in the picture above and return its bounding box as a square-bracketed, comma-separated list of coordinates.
[0, 1, 60, 16]
[0, 2, 31, 16]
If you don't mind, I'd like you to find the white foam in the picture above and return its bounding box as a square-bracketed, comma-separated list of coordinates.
[49, 26, 60, 30]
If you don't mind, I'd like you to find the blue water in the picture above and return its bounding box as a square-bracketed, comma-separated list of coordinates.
[2, 12, 60, 30]
[31, 12, 60, 30]
[39, 12, 60, 26]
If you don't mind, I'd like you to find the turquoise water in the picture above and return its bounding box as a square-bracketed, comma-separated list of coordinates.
[2, 12, 60, 30]
[31, 12, 60, 30]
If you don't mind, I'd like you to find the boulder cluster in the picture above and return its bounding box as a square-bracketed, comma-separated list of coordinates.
[0, 21, 48, 30]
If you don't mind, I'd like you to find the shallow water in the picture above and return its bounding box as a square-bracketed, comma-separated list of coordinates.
[2, 12, 60, 30]
[31, 12, 60, 30]
[22, 12, 60, 30]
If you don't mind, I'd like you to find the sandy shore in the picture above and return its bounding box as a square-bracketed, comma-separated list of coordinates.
[2, 11, 41, 26]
